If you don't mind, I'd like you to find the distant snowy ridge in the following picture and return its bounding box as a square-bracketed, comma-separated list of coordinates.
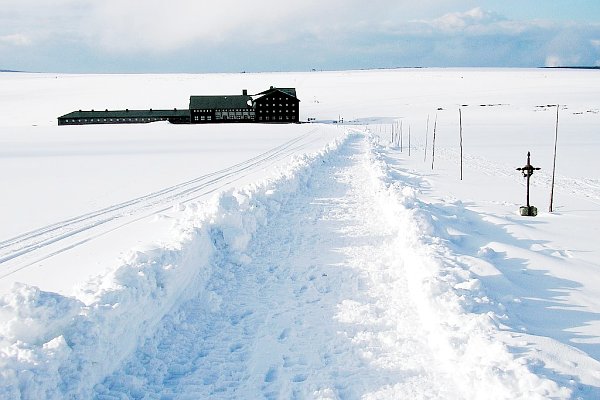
[0, 133, 351, 399]
[364, 132, 570, 399]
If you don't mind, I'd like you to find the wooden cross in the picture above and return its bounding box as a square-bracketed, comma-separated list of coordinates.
[516, 152, 541, 208]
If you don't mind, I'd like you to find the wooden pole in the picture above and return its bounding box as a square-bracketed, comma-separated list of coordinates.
[400, 120, 403, 152]
[424, 115, 429, 163]
[431, 115, 438, 170]
[408, 125, 411, 156]
[459, 108, 463, 180]
[549, 105, 559, 212]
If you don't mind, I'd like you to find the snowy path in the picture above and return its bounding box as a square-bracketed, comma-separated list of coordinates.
[95, 134, 460, 399]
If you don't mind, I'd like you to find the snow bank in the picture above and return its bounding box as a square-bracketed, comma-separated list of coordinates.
[0, 133, 351, 398]
[360, 131, 571, 399]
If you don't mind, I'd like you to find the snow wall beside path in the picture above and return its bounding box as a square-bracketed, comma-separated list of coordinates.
[0, 134, 350, 399]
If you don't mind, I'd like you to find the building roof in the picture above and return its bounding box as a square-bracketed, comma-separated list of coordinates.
[189, 95, 252, 110]
[58, 109, 189, 119]
[255, 87, 297, 98]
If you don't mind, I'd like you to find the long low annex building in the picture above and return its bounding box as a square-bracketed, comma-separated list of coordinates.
[58, 109, 190, 126]
[58, 87, 300, 126]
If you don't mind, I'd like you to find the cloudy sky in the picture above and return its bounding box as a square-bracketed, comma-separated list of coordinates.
[2, 0, 600, 72]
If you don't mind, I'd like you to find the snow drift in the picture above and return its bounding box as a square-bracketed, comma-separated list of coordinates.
[0, 134, 349, 398]
[362, 132, 571, 399]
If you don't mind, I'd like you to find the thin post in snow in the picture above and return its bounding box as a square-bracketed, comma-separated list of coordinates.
[549, 104, 559, 212]
[459, 108, 463, 180]
[400, 120, 403, 152]
[431, 115, 438, 170]
[408, 125, 411, 156]
[424, 115, 429, 163]
[391, 122, 394, 144]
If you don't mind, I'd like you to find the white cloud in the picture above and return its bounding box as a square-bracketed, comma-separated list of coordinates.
[403, 7, 555, 37]
[545, 55, 562, 67]
[0, 34, 32, 46]
[85, 0, 405, 52]
[3, 1, 600, 71]
[429, 7, 505, 32]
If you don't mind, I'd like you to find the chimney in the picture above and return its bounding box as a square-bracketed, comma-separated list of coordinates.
[243, 89, 248, 96]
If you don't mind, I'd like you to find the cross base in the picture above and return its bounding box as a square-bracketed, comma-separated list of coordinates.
[519, 205, 538, 217]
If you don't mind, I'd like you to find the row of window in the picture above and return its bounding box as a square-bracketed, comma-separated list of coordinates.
[62, 117, 167, 123]
[257, 103, 294, 108]
[215, 114, 253, 120]
[194, 108, 251, 113]
[62, 115, 297, 124]
[258, 109, 295, 114]
[193, 105, 295, 112]
[258, 116, 294, 121]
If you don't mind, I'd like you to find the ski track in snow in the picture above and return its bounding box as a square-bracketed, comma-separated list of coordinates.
[95, 134, 460, 399]
[0, 129, 322, 278]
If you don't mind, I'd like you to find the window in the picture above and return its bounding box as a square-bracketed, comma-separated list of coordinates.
[207, 116, 212, 121]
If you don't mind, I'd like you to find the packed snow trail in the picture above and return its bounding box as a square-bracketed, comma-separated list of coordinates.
[95, 133, 460, 399]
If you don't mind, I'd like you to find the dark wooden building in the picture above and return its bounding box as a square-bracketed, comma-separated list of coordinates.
[58, 109, 190, 126]
[252, 87, 300, 123]
[58, 86, 299, 125]
[189, 90, 254, 123]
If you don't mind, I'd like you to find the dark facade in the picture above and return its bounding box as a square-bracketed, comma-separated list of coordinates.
[252, 87, 300, 123]
[58, 109, 190, 126]
[189, 90, 254, 123]
[58, 87, 299, 126]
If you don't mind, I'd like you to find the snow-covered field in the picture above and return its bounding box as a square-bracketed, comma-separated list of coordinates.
[1, 69, 599, 398]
